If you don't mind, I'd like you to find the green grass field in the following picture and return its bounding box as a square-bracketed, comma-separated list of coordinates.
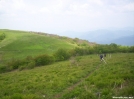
[0, 29, 77, 66]
[0, 53, 133, 99]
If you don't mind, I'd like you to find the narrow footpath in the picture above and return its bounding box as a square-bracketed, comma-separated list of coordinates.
[53, 63, 101, 99]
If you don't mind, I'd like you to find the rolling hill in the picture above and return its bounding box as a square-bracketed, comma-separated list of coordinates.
[0, 29, 95, 66]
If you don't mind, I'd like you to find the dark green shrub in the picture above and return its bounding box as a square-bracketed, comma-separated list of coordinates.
[18, 64, 27, 71]
[129, 46, 134, 52]
[27, 61, 35, 69]
[0, 66, 8, 73]
[7, 57, 35, 71]
[7, 59, 21, 70]
[74, 47, 84, 56]
[69, 49, 76, 56]
[34, 54, 55, 66]
[0, 33, 6, 40]
[54, 48, 70, 61]
[5, 54, 55, 72]
[73, 47, 90, 56]
[24, 56, 34, 63]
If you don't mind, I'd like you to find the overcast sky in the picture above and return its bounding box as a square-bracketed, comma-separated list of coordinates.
[0, 0, 134, 35]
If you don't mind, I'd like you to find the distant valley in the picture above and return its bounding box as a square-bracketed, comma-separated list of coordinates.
[61, 29, 134, 46]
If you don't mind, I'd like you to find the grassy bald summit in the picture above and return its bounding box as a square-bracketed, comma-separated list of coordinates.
[0, 29, 95, 65]
[0, 29, 133, 99]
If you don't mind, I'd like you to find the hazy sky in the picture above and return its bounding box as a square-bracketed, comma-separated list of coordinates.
[0, 0, 134, 35]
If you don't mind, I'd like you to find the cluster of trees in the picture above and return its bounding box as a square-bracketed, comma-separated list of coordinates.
[0, 43, 134, 73]
[5, 49, 72, 72]
[0, 33, 6, 41]
[0, 54, 55, 73]
[93, 43, 134, 53]
[69, 43, 134, 56]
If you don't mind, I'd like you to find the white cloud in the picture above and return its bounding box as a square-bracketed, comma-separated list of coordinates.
[124, 2, 134, 12]
[88, 0, 103, 6]
[0, 0, 134, 33]
[12, 0, 25, 9]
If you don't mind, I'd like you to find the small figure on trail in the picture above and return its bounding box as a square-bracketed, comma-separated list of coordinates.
[100, 54, 103, 61]
[100, 54, 107, 64]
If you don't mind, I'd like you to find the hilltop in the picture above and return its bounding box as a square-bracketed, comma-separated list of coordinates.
[0, 29, 95, 66]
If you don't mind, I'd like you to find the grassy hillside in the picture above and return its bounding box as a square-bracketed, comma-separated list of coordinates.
[0, 29, 133, 99]
[0, 29, 95, 66]
[0, 53, 133, 99]
[0, 29, 79, 65]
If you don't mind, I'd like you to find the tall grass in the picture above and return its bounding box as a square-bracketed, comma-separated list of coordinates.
[0, 54, 99, 99]
[61, 53, 134, 99]
[0, 53, 133, 99]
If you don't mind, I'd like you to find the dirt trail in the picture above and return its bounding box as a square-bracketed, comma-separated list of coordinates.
[53, 63, 101, 99]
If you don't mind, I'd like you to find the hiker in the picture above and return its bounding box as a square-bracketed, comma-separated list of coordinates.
[100, 54, 103, 61]
[100, 54, 107, 64]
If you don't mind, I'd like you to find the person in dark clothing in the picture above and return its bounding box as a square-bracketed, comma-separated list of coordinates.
[100, 54, 107, 63]
[100, 54, 103, 61]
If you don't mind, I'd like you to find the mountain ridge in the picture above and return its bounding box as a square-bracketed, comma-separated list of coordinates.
[60, 29, 134, 46]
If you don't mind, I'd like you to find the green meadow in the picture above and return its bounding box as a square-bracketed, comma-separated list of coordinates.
[0, 29, 134, 99]
[0, 53, 134, 99]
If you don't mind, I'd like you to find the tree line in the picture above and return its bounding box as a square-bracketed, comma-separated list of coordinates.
[0, 43, 134, 73]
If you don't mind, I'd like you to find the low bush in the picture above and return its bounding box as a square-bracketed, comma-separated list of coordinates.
[34, 54, 55, 66]
[3, 54, 55, 72]
[0, 33, 6, 41]
[27, 61, 35, 69]
[7, 59, 22, 70]
[18, 65, 27, 71]
[54, 48, 71, 61]
[0, 66, 8, 73]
